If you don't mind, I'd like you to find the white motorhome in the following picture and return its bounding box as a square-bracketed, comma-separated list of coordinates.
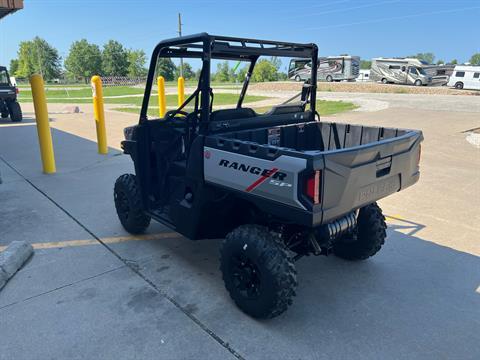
[370, 58, 432, 86]
[447, 65, 480, 90]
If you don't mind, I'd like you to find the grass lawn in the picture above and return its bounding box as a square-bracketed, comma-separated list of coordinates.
[18, 86, 145, 98]
[113, 99, 358, 117]
[18, 92, 266, 107]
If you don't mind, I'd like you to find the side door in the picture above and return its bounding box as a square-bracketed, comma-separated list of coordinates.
[407, 67, 419, 85]
[470, 71, 480, 90]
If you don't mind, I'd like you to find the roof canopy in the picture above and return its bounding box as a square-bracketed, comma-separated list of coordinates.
[0, 0, 23, 20]
[154, 33, 317, 61]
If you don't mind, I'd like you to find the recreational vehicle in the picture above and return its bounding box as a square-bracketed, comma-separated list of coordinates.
[424, 64, 455, 86]
[288, 56, 360, 82]
[356, 69, 371, 82]
[370, 58, 432, 86]
[447, 65, 480, 90]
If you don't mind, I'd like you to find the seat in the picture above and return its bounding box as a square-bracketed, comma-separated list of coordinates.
[209, 107, 256, 122]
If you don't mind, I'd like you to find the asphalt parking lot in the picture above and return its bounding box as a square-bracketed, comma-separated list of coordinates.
[0, 92, 479, 359]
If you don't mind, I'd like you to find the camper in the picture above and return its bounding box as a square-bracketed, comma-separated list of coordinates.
[424, 64, 455, 86]
[370, 58, 432, 86]
[356, 69, 371, 82]
[288, 56, 360, 82]
[447, 65, 480, 90]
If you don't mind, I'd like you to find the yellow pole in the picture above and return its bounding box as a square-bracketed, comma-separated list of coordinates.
[91, 76, 108, 154]
[30, 74, 56, 174]
[157, 76, 166, 117]
[177, 76, 185, 108]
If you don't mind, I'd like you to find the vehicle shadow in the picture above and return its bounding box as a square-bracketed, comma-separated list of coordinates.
[136, 222, 479, 359]
[0, 116, 38, 125]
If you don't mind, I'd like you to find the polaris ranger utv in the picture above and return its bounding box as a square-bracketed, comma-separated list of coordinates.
[0, 66, 22, 122]
[114, 33, 423, 318]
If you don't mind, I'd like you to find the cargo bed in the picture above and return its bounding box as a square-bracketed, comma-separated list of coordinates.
[205, 120, 423, 226]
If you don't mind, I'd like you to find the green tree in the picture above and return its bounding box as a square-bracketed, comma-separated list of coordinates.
[251, 59, 278, 82]
[450, 59, 458, 65]
[155, 58, 176, 81]
[16, 37, 61, 80]
[360, 60, 371, 69]
[469, 53, 480, 65]
[175, 62, 195, 80]
[214, 61, 230, 82]
[237, 66, 248, 82]
[127, 49, 147, 77]
[64, 39, 102, 83]
[409, 52, 435, 64]
[102, 40, 129, 76]
[9, 59, 19, 76]
[436, 59, 445, 65]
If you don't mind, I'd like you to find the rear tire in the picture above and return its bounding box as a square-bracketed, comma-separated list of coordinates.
[7, 101, 22, 122]
[220, 224, 297, 319]
[455, 82, 464, 89]
[326, 75, 333, 82]
[114, 174, 151, 234]
[333, 203, 387, 261]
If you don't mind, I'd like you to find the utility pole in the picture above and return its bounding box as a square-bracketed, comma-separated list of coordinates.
[178, 13, 183, 78]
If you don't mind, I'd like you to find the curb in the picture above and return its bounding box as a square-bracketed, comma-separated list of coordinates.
[0, 241, 34, 290]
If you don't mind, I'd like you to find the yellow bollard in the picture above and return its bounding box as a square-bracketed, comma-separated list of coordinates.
[30, 74, 56, 174]
[91, 76, 108, 154]
[157, 76, 166, 118]
[177, 76, 185, 108]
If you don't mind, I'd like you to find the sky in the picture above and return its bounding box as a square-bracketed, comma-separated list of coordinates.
[1, 0, 479, 72]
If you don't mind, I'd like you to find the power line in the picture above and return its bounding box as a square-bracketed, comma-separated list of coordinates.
[303, 5, 480, 30]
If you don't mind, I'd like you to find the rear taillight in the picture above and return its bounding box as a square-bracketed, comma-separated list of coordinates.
[16, 88, 19, 94]
[305, 170, 321, 204]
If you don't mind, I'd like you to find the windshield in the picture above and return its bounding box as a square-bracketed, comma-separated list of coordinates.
[0, 70, 10, 85]
[417, 67, 427, 75]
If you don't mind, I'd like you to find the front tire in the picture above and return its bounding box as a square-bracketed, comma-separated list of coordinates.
[381, 78, 388, 84]
[114, 174, 151, 234]
[333, 203, 387, 261]
[220, 225, 297, 319]
[414, 79, 422, 86]
[7, 101, 22, 122]
[326, 75, 333, 82]
[294, 75, 301, 82]
[455, 82, 464, 89]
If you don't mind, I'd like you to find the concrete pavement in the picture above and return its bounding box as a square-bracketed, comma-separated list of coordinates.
[0, 95, 479, 359]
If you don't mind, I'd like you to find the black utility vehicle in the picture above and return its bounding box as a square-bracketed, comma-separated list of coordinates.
[114, 33, 423, 318]
[0, 66, 22, 122]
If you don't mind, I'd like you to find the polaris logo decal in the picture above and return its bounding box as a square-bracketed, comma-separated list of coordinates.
[218, 159, 288, 192]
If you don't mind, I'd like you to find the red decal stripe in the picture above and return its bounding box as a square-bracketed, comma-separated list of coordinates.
[245, 168, 278, 192]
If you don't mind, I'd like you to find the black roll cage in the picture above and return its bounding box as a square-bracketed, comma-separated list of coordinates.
[139, 33, 318, 126]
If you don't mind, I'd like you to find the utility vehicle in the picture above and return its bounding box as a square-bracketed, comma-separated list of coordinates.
[114, 33, 423, 318]
[0, 66, 22, 122]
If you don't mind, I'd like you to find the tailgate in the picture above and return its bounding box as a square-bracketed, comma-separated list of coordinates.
[320, 130, 422, 223]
